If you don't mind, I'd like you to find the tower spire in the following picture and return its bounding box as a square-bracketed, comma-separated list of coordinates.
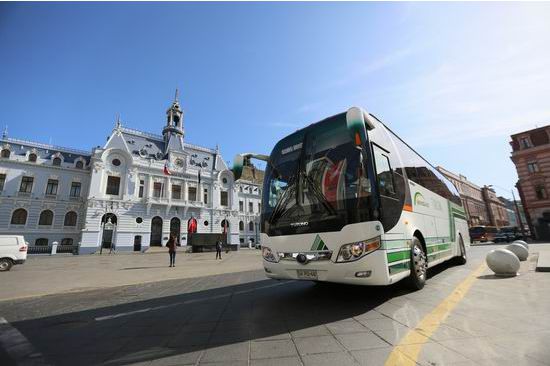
[174, 88, 179, 103]
[115, 113, 121, 129]
[2, 125, 7, 140]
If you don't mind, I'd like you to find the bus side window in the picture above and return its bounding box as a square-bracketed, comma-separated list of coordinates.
[373, 145, 396, 197]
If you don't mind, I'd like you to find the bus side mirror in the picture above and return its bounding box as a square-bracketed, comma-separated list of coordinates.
[232, 154, 244, 181]
[346, 107, 371, 148]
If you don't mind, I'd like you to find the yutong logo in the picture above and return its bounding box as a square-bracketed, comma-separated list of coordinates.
[291, 221, 309, 227]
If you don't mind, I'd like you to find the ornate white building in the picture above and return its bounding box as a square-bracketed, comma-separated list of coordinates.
[0, 131, 91, 252]
[0, 92, 262, 254]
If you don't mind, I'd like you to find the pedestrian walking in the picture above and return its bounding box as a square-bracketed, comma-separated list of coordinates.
[215, 239, 222, 260]
[167, 234, 177, 267]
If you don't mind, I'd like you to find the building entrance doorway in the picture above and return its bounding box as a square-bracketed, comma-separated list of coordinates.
[100, 213, 117, 253]
[133, 235, 142, 252]
[170, 217, 181, 245]
[150, 216, 163, 246]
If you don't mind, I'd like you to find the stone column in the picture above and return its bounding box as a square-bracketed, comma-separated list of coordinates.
[184, 180, 188, 201]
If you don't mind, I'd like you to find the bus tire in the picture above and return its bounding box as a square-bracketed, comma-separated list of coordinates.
[407, 237, 427, 290]
[454, 235, 467, 265]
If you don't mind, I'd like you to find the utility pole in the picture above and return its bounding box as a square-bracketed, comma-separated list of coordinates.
[511, 188, 526, 237]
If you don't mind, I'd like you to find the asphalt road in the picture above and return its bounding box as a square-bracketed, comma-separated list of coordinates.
[0, 245, 549, 366]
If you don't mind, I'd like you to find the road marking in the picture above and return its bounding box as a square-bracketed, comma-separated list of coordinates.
[384, 263, 487, 366]
[0, 317, 50, 365]
[95, 280, 291, 321]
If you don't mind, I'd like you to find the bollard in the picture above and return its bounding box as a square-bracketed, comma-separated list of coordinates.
[505, 243, 529, 261]
[486, 248, 520, 277]
[513, 240, 528, 251]
[51, 241, 59, 256]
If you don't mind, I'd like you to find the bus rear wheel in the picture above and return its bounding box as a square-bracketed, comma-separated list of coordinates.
[407, 237, 427, 290]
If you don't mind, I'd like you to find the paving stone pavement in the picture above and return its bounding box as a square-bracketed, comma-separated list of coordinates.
[0, 244, 549, 365]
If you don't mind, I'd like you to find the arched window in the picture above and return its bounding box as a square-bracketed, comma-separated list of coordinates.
[38, 210, 54, 226]
[52, 157, 62, 166]
[75, 161, 84, 169]
[221, 219, 229, 234]
[11, 208, 27, 225]
[61, 238, 73, 246]
[35, 238, 48, 246]
[28, 153, 37, 162]
[64, 211, 77, 227]
[239, 221, 244, 231]
[249, 221, 254, 231]
[1, 149, 10, 158]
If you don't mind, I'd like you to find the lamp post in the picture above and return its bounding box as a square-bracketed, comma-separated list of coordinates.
[488, 184, 525, 237]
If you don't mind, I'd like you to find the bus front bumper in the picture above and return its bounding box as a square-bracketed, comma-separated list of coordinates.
[263, 250, 393, 286]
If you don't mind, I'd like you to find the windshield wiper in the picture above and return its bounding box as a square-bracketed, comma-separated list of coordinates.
[302, 172, 337, 216]
[268, 175, 298, 225]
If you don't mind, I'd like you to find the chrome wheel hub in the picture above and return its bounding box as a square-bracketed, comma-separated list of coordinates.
[413, 245, 427, 279]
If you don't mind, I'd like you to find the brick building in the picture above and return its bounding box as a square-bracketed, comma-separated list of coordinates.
[510, 125, 550, 240]
[437, 167, 489, 226]
[481, 186, 510, 228]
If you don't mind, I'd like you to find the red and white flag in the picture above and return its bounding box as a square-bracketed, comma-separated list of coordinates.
[163, 161, 172, 176]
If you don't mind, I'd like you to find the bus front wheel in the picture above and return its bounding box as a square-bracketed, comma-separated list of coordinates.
[407, 237, 427, 290]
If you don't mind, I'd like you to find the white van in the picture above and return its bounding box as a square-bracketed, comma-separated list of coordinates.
[0, 235, 28, 271]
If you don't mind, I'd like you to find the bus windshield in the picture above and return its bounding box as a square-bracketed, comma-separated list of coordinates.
[262, 114, 373, 236]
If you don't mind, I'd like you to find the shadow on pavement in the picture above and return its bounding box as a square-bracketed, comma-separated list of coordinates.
[3, 261, 460, 366]
[477, 274, 518, 280]
[119, 267, 173, 271]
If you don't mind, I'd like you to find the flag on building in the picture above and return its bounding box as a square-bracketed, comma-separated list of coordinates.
[163, 161, 172, 176]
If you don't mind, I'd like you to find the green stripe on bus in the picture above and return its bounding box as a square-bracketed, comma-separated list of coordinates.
[381, 240, 408, 250]
[428, 249, 452, 261]
[389, 261, 409, 275]
[426, 243, 450, 254]
[387, 250, 410, 263]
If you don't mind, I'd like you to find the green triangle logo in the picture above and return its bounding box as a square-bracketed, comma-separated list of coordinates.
[311, 234, 328, 251]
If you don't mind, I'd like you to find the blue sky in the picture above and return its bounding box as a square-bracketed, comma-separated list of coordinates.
[1, 2, 550, 198]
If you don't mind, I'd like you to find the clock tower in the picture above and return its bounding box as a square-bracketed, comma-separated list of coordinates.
[163, 89, 185, 153]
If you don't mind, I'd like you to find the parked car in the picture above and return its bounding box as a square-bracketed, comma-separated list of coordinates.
[493, 230, 510, 243]
[469, 226, 498, 243]
[0, 235, 28, 271]
[499, 226, 524, 242]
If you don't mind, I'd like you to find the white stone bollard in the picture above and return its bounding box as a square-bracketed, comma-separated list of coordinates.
[51, 241, 59, 256]
[486, 248, 520, 277]
[513, 240, 528, 250]
[505, 243, 529, 261]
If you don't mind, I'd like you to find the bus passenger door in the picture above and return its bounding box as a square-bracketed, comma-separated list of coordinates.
[372, 144, 404, 233]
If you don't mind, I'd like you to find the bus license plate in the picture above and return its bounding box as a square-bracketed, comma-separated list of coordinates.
[297, 269, 318, 280]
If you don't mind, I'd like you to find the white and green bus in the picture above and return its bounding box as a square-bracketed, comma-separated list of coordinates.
[235, 107, 468, 289]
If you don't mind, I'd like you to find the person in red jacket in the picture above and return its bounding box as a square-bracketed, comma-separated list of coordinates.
[167, 234, 177, 267]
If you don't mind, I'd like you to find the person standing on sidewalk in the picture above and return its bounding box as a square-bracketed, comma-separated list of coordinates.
[215, 239, 222, 260]
[167, 234, 177, 267]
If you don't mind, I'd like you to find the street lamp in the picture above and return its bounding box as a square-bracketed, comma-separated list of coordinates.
[487, 184, 526, 237]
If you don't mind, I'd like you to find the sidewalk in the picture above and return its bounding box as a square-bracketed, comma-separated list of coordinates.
[0, 250, 263, 301]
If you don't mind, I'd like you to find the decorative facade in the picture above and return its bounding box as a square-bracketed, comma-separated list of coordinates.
[436, 166, 489, 226]
[0, 131, 91, 249]
[0, 92, 262, 253]
[510, 124, 550, 239]
[481, 186, 510, 228]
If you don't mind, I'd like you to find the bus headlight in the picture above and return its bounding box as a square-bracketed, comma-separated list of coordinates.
[262, 246, 279, 263]
[336, 237, 380, 263]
